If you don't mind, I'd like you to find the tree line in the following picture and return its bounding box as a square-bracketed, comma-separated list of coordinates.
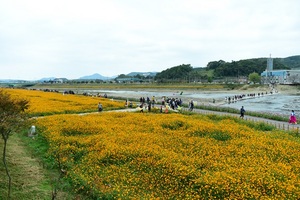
[152, 56, 300, 83]
[41, 55, 298, 84]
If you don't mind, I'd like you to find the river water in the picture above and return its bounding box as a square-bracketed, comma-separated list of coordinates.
[219, 94, 299, 117]
[80, 89, 299, 117]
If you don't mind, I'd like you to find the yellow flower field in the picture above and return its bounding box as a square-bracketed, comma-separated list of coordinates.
[35, 112, 300, 199]
[3, 89, 125, 115]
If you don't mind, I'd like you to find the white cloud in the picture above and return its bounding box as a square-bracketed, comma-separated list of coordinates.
[0, 0, 299, 80]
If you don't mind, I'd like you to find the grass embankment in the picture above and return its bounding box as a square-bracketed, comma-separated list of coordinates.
[0, 133, 57, 199]
[0, 131, 83, 199]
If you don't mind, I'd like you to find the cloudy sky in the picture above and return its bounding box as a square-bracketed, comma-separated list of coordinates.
[0, 0, 299, 80]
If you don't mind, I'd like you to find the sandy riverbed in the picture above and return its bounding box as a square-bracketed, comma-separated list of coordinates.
[93, 85, 299, 107]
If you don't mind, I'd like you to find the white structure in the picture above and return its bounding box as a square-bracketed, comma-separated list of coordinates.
[266, 54, 273, 71]
[261, 70, 300, 85]
[261, 55, 300, 85]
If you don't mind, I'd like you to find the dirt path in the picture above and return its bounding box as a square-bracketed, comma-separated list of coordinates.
[0, 134, 72, 199]
[0, 134, 52, 199]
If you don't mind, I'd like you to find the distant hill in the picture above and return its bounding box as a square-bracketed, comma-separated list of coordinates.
[0, 79, 29, 83]
[277, 55, 300, 69]
[79, 73, 115, 80]
[126, 72, 157, 77]
[204, 56, 294, 78]
[38, 77, 56, 82]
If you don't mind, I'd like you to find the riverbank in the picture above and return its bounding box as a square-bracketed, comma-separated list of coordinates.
[90, 84, 292, 106]
[28, 83, 300, 108]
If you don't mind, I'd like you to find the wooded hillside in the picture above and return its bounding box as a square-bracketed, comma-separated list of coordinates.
[153, 55, 300, 82]
[278, 55, 300, 69]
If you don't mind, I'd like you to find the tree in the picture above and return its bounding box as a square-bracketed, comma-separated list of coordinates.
[0, 90, 29, 199]
[248, 72, 261, 83]
[206, 60, 225, 70]
[155, 64, 193, 81]
[289, 74, 300, 84]
[117, 74, 130, 78]
[212, 58, 290, 78]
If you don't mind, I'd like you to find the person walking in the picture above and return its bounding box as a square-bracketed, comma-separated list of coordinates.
[240, 106, 246, 119]
[98, 102, 103, 112]
[289, 110, 297, 124]
[189, 100, 194, 111]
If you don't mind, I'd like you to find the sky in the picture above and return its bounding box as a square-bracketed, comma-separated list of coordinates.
[0, 0, 299, 80]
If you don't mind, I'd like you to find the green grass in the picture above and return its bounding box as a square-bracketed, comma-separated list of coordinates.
[0, 133, 52, 199]
[195, 104, 288, 122]
[0, 131, 80, 200]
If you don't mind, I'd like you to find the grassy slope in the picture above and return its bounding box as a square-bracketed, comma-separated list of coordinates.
[0, 133, 51, 199]
[0, 133, 74, 200]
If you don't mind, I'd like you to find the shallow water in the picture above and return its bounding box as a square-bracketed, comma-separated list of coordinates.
[82, 89, 299, 116]
[220, 94, 300, 116]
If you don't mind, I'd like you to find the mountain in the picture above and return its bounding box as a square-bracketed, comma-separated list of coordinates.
[79, 73, 115, 80]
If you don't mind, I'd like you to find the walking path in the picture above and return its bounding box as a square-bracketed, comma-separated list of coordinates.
[107, 106, 300, 132]
[190, 108, 300, 132]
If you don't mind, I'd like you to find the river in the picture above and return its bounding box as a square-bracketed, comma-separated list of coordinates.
[78, 89, 299, 117]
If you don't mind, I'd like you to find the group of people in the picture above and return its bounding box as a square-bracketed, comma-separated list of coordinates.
[137, 96, 184, 112]
[138, 96, 156, 112]
[98, 96, 297, 125]
[167, 97, 183, 110]
[225, 91, 278, 104]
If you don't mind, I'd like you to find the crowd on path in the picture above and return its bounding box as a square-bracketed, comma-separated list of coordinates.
[135, 96, 184, 113]
[95, 89, 297, 126]
[224, 90, 278, 104]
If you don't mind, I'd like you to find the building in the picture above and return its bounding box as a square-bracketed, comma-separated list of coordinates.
[50, 78, 68, 83]
[115, 77, 141, 83]
[261, 70, 300, 85]
[261, 55, 300, 85]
